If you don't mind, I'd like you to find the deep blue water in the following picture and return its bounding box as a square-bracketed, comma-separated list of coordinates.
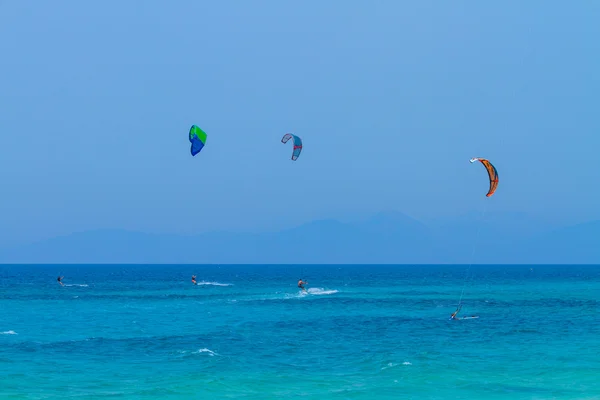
[0, 264, 599, 399]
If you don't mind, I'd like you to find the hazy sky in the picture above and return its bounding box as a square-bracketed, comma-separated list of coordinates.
[1, 0, 598, 246]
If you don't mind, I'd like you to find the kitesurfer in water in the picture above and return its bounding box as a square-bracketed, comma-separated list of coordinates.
[450, 304, 462, 320]
[57, 276, 64, 286]
[191, 275, 197, 285]
[298, 279, 308, 292]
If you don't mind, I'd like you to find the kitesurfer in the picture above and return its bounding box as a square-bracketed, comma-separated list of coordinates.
[191, 275, 197, 285]
[57, 276, 64, 286]
[298, 279, 308, 292]
[450, 304, 462, 320]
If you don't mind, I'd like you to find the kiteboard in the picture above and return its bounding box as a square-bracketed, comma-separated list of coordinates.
[449, 316, 479, 321]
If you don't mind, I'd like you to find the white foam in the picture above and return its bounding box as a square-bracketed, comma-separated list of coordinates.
[196, 281, 232, 287]
[403, 361, 412, 365]
[64, 284, 89, 287]
[381, 362, 397, 370]
[195, 348, 218, 356]
[1, 330, 17, 335]
[306, 288, 338, 295]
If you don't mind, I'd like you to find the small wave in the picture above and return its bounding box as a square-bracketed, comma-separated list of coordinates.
[381, 362, 397, 370]
[195, 348, 218, 356]
[1, 330, 17, 335]
[382, 361, 410, 370]
[196, 281, 232, 287]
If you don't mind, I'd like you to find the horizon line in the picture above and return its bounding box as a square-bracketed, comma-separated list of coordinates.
[1, 263, 599, 266]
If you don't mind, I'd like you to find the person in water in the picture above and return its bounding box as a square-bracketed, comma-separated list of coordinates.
[57, 276, 64, 286]
[191, 275, 197, 285]
[450, 304, 462, 320]
[298, 279, 308, 292]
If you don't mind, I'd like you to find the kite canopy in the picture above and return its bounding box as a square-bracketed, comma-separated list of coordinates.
[470, 158, 499, 197]
[189, 125, 207, 156]
[281, 133, 302, 161]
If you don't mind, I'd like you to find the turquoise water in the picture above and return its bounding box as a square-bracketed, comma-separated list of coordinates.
[0, 264, 598, 399]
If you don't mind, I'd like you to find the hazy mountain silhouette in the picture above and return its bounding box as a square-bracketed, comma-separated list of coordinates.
[0, 212, 598, 264]
[507, 220, 600, 264]
[427, 211, 559, 263]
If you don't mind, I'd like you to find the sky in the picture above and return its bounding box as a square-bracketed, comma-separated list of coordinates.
[0, 0, 599, 247]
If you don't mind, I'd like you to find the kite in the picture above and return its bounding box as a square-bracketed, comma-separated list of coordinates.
[281, 133, 302, 161]
[189, 125, 207, 156]
[470, 158, 499, 197]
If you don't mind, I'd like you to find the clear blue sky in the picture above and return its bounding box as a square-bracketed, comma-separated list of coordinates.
[0, 0, 598, 247]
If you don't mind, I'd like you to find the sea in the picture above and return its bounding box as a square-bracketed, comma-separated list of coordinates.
[0, 264, 598, 399]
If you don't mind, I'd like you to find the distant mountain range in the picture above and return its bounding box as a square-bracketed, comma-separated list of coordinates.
[0, 211, 598, 264]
